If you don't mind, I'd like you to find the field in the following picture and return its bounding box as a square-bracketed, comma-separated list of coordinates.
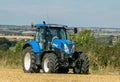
[0, 35, 33, 40]
[0, 69, 119, 82]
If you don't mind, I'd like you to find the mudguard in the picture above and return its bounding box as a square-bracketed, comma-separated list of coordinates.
[25, 40, 41, 53]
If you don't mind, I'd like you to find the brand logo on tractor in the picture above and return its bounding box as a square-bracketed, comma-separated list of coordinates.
[52, 43, 58, 48]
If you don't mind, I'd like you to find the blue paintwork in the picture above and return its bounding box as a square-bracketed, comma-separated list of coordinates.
[26, 39, 74, 55]
[34, 24, 67, 28]
[26, 40, 41, 53]
[52, 39, 74, 55]
[25, 23, 74, 56]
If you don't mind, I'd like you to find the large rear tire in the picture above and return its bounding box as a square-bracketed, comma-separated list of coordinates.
[22, 47, 40, 73]
[42, 53, 59, 73]
[73, 53, 89, 74]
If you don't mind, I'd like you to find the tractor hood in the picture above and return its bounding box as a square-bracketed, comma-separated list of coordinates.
[52, 40, 74, 54]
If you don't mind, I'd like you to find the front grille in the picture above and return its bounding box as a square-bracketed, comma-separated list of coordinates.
[67, 44, 73, 50]
[61, 43, 64, 49]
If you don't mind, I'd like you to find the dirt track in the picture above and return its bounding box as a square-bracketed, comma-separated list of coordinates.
[0, 69, 119, 82]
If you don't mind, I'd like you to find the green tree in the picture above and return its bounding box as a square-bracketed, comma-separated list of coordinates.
[6, 41, 25, 67]
[0, 38, 11, 50]
[74, 30, 95, 52]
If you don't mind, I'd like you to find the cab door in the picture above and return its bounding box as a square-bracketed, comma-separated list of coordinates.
[35, 27, 44, 50]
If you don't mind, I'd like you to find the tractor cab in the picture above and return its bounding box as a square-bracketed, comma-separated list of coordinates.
[32, 23, 74, 55]
[34, 24, 68, 50]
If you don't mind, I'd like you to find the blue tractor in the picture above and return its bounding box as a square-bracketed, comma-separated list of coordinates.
[22, 21, 89, 74]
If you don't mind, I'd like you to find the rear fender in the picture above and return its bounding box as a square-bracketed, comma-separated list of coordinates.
[23, 40, 41, 53]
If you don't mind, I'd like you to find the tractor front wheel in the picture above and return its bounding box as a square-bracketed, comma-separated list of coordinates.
[42, 53, 59, 73]
[73, 53, 89, 74]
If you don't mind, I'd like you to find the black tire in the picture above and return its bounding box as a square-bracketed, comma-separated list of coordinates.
[73, 53, 89, 74]
[22, 47, 40, 73]
[42, 53, 59, 73]
[58, 67, 69, 73]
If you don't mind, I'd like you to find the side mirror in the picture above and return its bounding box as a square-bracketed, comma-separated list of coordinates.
[43, 21, 46, 25]
[31, 22, 34, 28]
[74, 28, 78, 33]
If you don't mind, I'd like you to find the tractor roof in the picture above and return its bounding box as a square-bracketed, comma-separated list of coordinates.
[34, 24, 67, 28]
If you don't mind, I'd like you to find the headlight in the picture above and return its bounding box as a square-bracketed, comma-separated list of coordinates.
[72, 45, 74, 52]
[64, 44, 69, 53]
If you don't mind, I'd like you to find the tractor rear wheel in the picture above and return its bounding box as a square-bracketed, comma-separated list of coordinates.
[42, 53, 59, 73]
[22, 47, 40, 73]
[73, 53, 89, 74]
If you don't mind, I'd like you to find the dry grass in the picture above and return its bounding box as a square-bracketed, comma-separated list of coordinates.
[89, 66, 120, 75]
[0, 35, 33, 40]
[0, 69, 119, 82]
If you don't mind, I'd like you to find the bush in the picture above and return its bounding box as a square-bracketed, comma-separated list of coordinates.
[0, 38, 16, 51]
[0, 38, 11, 50]
[70, 30, 95, 52]
[0, 41, 25, 68]
[69, 29, 120, 71]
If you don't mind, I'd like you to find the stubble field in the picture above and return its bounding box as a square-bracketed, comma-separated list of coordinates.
[0, 69, 119, 82]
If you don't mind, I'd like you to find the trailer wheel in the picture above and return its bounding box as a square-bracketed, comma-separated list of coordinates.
[73, 53, 89, 74]
[22, 47, 40, 73]
[42, 53, 59, 73]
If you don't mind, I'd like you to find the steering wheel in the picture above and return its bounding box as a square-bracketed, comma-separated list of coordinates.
[52, 36, 58, 43]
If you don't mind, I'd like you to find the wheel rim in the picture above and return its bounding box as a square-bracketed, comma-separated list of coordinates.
[44, 58, 49, 72]
[24, 52, 31, 71]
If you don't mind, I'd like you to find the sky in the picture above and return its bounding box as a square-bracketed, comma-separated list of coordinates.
[0, 0, 120, 27]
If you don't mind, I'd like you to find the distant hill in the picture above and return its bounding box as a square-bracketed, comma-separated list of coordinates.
[0, 25, 33, 36]
[0, 25, 120, 37]
[0, 25, 31, 29]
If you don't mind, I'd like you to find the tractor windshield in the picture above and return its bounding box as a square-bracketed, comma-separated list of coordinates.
[48, 27, 67, 40]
